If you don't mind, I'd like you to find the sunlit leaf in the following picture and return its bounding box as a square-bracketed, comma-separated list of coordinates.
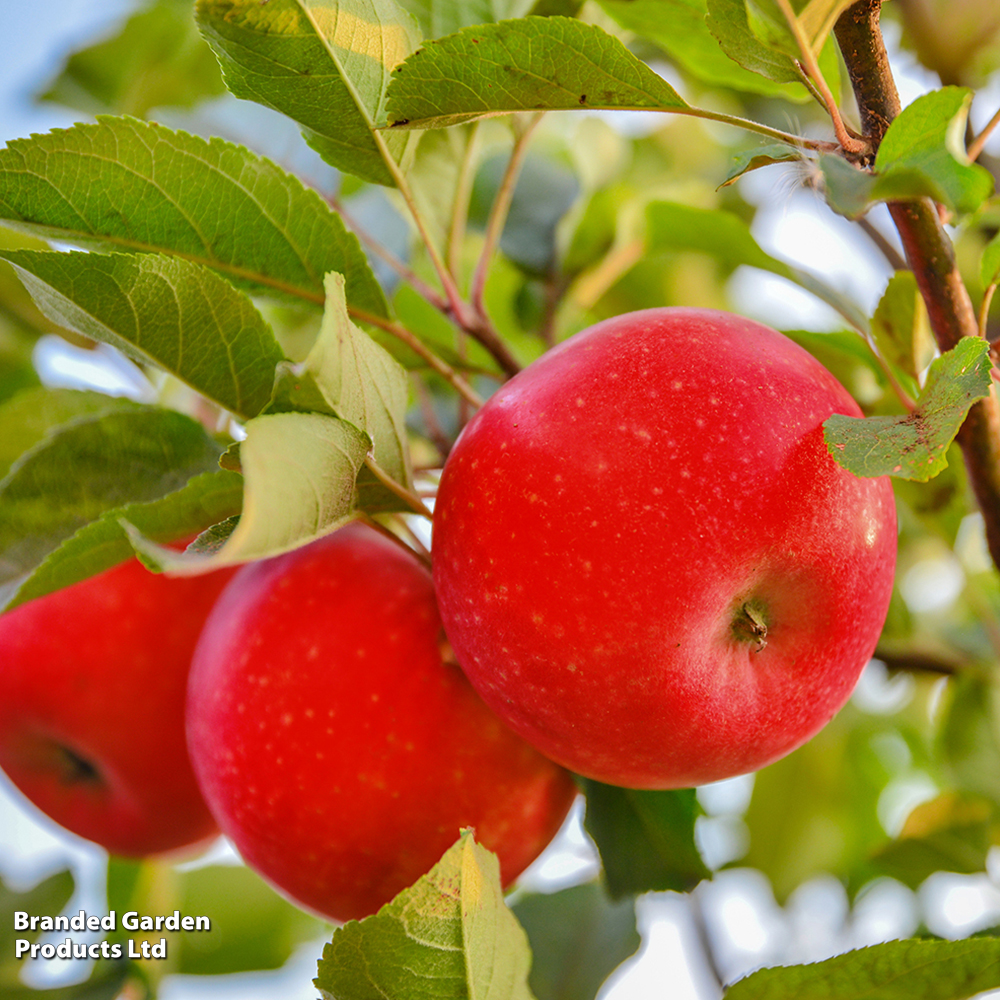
[315, 831, 535, 1000]
[824, 337, 992, 481]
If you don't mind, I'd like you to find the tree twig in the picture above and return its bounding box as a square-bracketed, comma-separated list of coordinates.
[834, 0, 1000, 573]
[969, 104, 1000, 163]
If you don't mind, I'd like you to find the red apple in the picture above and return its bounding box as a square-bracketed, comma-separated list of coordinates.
[432, 308, 897, 789]
[0, 557, 233, 856]
[186, 523, 576, 923]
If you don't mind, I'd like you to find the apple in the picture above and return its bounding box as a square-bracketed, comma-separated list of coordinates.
[432, 307, 897, 790]
[0, 556, 233, 856]
[186, 523, 576, 923]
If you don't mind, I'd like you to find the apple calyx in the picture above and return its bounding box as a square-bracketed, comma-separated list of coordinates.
[731, 601, 769, 652]
[54, 744, 102, 785]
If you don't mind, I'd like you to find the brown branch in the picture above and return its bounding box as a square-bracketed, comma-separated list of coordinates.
[835, 1, 1000, 573]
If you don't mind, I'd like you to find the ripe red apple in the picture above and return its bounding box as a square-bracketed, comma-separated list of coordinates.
[0, 556, 233, 856]
[432, 307, 897, 790]
[186, 523, 576, 923]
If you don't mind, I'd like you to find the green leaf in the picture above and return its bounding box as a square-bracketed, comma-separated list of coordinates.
[175, 864, 323, 975]
[982, 231, 1000, 287]
[315, 831, 535, 1000]
[742, 0, 853, 60]
[0, 870, 74, 956]
[725, 937, 1000, 1000]
[580, 780, 710, 898]
[870, 793, 993, 890]
[512, 882, 640, 1000]
[721, 143, 803, 186]
[0, 386, 121, 480]
[385, 16, 689, 129]
[706, 0, 801, 84]
[5, 469, 243, 612]
[0, 117, 387, 316]
[0, 405, 224, 606]
[598, 0, 807, 98]
[399, 0, 535, 37]
[824, 337, 992, 481]
[127, 411, 369, 572]
[1, 250, 284, 419]
[40, 0, 225, 117]
[196, 0, 421, 187]
[871, 271, 936, 384]
[940, 673, 1000, 804]
[272, 272, 413, 508]
[645, 201, 870, 332]
[875, 87, 995, 215]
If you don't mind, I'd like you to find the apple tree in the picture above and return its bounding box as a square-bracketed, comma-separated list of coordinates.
[2, 0, 1000, 997]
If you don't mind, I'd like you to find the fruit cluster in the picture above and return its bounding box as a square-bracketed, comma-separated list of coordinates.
[0, 309, 896, 923]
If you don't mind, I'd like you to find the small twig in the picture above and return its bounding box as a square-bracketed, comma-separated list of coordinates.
[776, 0, 867, 155]
[447, 122, 482, 281]
[855, 214, 907, 271]
[391, 512, 433, 563]
[969, 105, 1000, 163]
[358, 512, 432, 569]
[413, 376, 453, 460]
[350, 307, 485, 409]
[471, 113, 544, 317]
[330, 193, 449, 312]
[980, 284, 997, 340]
[364, 456, 434, 520]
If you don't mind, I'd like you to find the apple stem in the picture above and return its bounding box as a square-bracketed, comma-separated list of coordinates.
[732, 602, 769, 652]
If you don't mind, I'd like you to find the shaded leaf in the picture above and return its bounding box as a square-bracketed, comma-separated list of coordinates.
[197, 0, 420, 186]
[399, 0, 535, 38]
[0, 405, 223, 606]
[127, 411, 369, 572]
[875, 87, 995, 215]
[41, 0, 225, 116]
[386, 16, 689, 129]
[871, 271, 936, 384]
[982, 231, 1000, 287]
[1, 250, 284, 419]
[0, 117, 387, 315]
[315, 831, 535, 1000]
[580, 780, 709, 898]
[5, 469, 243, 612]
[706, 0, 802, 84]
[940, 673, 1000, 804]
[512, 882, 640, 1000]
[0, 870, 74, 956]
[721, 143, 803, 186]
[272, 272, 412, 502]
[598, 0, 807, 98]
[824, 337, 992, 481]
[725, 937, 1000, 999]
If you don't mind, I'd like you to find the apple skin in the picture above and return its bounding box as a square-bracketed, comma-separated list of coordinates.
[432, 308, 898, 790]
[0, 557, 233, 856]
[186, 523, 576, 923]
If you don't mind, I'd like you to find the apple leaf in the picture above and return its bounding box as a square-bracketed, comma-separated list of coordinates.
[871, 271, 936, 386]
[0, 386, 121, 480]
[823, 337, 992, 482]
[126, 410, 369, 573]
[271, 272, 413, 508]
[645, 201, 870, 333]
[39, 0, 225, 116]
[597, 0, 807, 99]
[981, 231, 1000, 288]
[706, 0, 801, 84]
[721, 143, 803, 186]
[315, 831, 535, 1000]
[385, 16, 689, 130]
[579, 780, 710, 898]
[3, 469, 243, 613]
[724, 937, 1000, 999]
[874, 87, 995, 215]
[398, 0, 535, 38]
[0, 250, 284, 420]
[0, 405, 224, 607]
[0, 870, 74, 955]
[511, 882, 640, 1000]
[196, 0, 420, 187]
[0, 117, 387, 316]
[869, 792, 993, 889]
